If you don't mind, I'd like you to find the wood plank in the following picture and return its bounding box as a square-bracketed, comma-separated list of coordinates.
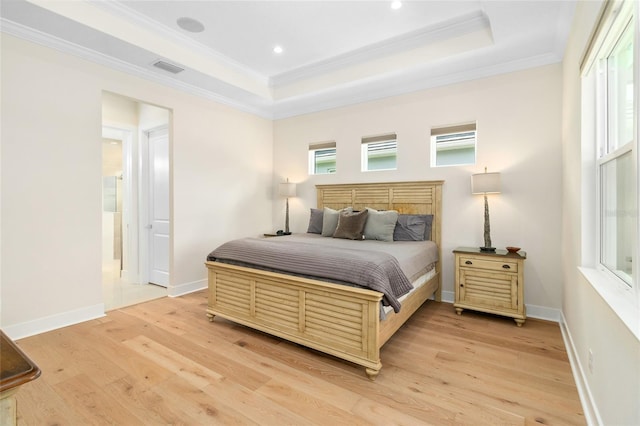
[102, 376, 196, 425]
[122, 335, 224, 389]
[53, 373, 145, 425]
[151, 375, 259, 425]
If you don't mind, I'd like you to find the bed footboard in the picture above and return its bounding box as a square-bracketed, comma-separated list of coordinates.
[205, 261, 384, 379]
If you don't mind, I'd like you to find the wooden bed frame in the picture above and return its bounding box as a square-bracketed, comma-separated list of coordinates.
[205, 181, 443, 380]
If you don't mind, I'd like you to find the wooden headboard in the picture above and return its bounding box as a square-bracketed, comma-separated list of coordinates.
[315, 180, 444, 250]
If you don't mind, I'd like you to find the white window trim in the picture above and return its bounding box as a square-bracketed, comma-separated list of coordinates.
[580, 0, 639, 341]
[596, 141, 634, 286]
[308, 142, 336, 175]
[579, 267, 640, 341]
[361, 135, 397, 172]
[430, 123, 477, 168]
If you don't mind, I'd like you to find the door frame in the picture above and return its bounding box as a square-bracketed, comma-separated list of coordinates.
[102, 124, 138, 283]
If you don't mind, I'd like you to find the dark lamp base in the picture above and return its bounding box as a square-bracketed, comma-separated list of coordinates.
[480, 246, 496, 252]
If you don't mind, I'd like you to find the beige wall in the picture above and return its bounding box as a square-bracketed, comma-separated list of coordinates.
[561, 1, 640, 424]
[273, 64, 563, 315]
[0, 35, 273, 337]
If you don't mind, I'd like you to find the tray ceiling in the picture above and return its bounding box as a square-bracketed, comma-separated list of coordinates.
[0, 0, 576, 118]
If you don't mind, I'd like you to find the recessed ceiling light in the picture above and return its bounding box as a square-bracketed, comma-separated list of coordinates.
[177, 17, 205, 33]
[273, 45, 284, 54]
[391, 1, 402, 10]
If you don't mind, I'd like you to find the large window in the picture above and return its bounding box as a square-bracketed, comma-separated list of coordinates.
[308, 141, 336, 175]
[430, 123, 477, 167]
[583, 0, 637, 290]
[361, 133, 397, 171]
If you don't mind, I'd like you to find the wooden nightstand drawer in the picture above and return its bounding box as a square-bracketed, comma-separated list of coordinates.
[458, 256, 518, 273]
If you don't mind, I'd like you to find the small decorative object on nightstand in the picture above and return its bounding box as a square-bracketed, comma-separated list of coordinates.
[263, 231, 288, 237]
[453, 246, 526, 326]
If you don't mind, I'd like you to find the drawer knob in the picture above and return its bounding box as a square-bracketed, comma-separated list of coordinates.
[465, 260, 472, 265]
[460, 284, 464, 287]
[502, 264, 511, 269]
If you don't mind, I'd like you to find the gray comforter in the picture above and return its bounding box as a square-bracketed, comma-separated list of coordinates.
[207, 238, 414, 313]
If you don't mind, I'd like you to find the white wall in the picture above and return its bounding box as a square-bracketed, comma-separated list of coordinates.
[0, 35, 273, 338]
[273, 64, 563, 316]
[561, 1, 640, 424]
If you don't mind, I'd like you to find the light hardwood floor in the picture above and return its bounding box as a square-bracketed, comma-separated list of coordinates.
[14, 291, 585, 425]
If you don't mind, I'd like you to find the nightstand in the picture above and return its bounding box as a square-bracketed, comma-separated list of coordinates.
[453, 247, 526, 326]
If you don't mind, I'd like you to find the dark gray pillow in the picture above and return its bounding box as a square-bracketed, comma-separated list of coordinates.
[393, 214, 433, 241]
[333, 209, 369, 240]
[307, 208, 323, 234]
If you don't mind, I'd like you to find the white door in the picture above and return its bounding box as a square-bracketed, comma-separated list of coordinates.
[148, 127, 170, 287]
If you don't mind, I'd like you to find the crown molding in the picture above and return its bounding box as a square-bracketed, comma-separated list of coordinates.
[270, 50, 562, 120]
[269, 10, 491, 88]
[0, 18, 273, 119]
[87, 0, 268, 85]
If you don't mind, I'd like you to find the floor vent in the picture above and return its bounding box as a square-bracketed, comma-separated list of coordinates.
[153, 60, 184, 74]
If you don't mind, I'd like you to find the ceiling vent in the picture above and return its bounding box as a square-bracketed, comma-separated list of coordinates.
[153, 60, 184, 74]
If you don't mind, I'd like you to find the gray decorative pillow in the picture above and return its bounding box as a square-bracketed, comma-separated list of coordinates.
[333, 209, 369, 240]
[307, 208, 323, 234]
[321, 207, 353, 237]
[364, 208, 399, 242]
[393, 214, 433, 241]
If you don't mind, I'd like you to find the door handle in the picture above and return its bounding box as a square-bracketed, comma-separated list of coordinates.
[146, 224, 153, 229]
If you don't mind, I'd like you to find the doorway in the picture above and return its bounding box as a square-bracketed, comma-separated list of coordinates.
[101, 92, 170, 310]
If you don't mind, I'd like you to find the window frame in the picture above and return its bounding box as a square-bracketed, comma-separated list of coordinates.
[430, 122, 477, 167]
[580, 0, 639, 337]
[308, 141, 337, 175]
[589, 2, 636, 289]
[361, 133, 397, 172]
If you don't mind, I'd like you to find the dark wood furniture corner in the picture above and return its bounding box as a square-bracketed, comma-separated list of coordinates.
[1, 330, 41, 425]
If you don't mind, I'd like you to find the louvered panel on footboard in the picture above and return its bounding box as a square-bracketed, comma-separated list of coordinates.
[305, 293, 367, 352]
[206, 262, 382, 370]
[255, 278, 300, 331]
[211, 271, 252, 315]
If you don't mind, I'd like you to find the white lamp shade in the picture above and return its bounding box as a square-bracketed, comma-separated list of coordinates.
[279, 182, 296, 197]
[471, 172, 501, 194]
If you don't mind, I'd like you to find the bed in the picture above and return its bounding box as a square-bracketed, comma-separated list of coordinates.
[205, 180, 443, 380]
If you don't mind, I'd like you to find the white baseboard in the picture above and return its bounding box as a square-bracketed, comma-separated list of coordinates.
[168, 279, 207, 298]
[3, 303, 106, 341]
[525, 303, 561, 322]
[3, 280, 206, 340]
[441, 290, 455, 303]
[559, 311, 601, 426]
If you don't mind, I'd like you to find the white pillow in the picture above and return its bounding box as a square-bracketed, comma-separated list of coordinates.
[364, 208, 399, 242]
